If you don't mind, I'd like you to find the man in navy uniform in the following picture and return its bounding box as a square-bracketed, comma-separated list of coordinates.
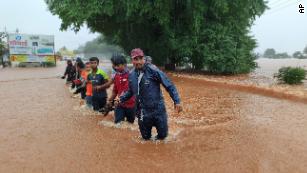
[119, 48, 183, 140]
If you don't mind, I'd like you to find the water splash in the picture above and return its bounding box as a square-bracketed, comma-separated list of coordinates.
[98, 120, 139, 131]
[131, 128, 184, 144]
[97, 118, 184, 143]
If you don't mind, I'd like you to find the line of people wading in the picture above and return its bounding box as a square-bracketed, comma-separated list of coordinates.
[62, 48, 183, 140]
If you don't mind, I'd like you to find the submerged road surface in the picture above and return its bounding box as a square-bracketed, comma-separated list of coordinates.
[1, 64, 307, 173]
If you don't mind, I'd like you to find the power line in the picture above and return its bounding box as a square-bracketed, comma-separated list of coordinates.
[269, 0, 301, 10]
[269, 0, 290, 7]
[268, 0, 279, 4]
[265, 0, 300, 15]
[265, 0, 294, 14]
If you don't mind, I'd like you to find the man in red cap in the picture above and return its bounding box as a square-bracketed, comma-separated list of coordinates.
[119, 48, 182, 140]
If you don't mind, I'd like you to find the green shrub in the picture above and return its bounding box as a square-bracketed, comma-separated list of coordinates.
[275, 67, 306, 84]
[42, 62, 56, 67]
[18, 63, 27, 67]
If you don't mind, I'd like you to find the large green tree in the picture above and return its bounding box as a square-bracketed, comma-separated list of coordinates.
[46, 0, 267, 74]
[263, 48, 276, 58]
[274, 52, 290, 59]
[293, 51, 305, 59]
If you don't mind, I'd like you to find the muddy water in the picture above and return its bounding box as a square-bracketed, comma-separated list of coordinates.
[1, 63, 307, 172]
[255, 58, 307, 78]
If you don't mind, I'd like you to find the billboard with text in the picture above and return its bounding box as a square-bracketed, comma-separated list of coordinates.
[8, 33, 55, 63]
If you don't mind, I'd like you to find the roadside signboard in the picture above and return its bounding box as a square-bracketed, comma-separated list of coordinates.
[8, 33, 55, 63]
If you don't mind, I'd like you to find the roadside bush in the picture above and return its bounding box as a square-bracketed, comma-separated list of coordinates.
[275, 67, 306, 84]
[42, 62, 56, 67]
[18, 63, 27, 68]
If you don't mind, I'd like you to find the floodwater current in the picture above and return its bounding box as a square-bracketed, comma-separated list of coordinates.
[1, 60, 307, 172]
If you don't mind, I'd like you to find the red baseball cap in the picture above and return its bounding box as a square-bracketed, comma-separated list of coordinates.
[131, 48, 144, 59]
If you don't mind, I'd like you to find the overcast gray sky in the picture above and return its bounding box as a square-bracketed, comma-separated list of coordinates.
[0, 0, 99, 51]
[251, 0, 307, 54]
[0, 0, 306, 54]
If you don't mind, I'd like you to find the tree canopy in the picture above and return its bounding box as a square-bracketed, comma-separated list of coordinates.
[293, 51, 305, 59]
[46, 0, 267, 74]
[263, 48, 276, 58]
[274, 52, 290, 59]
[263, 48, 292, 59]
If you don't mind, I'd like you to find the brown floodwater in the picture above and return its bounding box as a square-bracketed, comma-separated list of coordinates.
[1, 62, 307, 173]
[255, 58, 307, 78]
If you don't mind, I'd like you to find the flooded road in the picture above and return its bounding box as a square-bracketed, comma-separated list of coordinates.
[1, 63, 307, 173]
[255, 58, 307, 78]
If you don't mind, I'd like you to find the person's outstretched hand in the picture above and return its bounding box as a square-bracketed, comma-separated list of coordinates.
[174, 104, 183, 114]
[114, 98, 120, 107]
[106, 100, 113, 107]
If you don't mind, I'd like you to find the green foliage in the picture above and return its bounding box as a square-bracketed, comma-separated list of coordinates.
[42, 62, 56, 67]
[263, 49, 290, 59]
[275, 67, 306, 85]
[46, 0, 267, 74]
[274, 52, 290, 59]
[18, 63, 27, 68]
[304, 46, 307, 55]
[263, 48, 276, 58]
[18, 62, 55, 68]
[293, 51, 306, 59]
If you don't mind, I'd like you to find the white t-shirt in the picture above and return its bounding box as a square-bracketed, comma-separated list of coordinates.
[137, 72, 144, 95]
